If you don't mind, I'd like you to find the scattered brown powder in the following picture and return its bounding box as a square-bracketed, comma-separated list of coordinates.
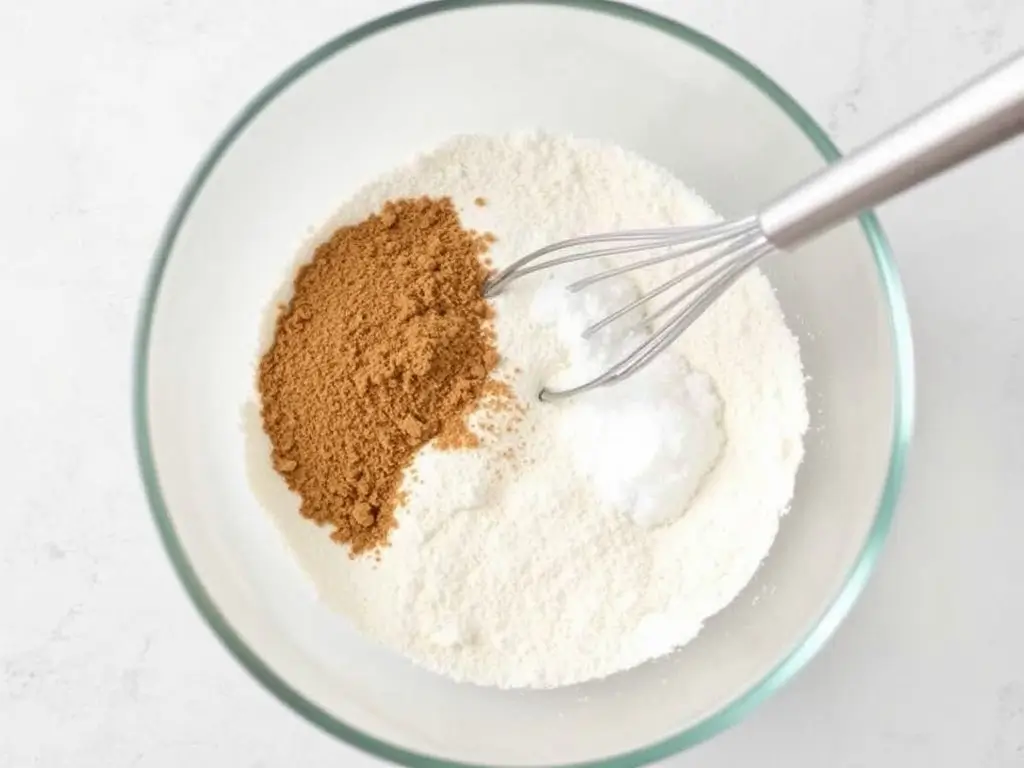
[258, 196, 499, 555]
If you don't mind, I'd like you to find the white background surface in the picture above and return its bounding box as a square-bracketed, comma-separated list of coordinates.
[2, 0, 1023, 766]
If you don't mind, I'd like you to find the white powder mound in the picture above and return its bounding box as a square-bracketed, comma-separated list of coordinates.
[528, 259, 726, 528]
[268, 133, 809, 689]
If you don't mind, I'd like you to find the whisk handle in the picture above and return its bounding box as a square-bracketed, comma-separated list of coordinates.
[759, 52, 1024, 250]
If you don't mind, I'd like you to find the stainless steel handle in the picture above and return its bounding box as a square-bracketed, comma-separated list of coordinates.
[758, 52, 1024, 250]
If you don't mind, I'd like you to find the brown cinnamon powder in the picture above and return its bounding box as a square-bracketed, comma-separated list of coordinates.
[258, 196, 498, 554]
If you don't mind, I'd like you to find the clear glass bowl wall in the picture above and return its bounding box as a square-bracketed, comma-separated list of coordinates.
[135, 2, 913, 766]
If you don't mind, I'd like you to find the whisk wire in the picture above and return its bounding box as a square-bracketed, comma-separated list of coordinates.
[581, 230, 764, 338]
[483, 219, 755, 297]
[484, 217, 774, 399]
[543, 238, 772, 400]
[483, 216, 773, 400]
[566, 217, 758, 292]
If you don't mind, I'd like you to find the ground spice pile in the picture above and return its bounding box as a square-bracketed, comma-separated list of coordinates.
[258, 196, 499, 554]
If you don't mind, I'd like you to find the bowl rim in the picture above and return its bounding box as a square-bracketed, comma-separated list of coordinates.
[132, 1, 915, 765]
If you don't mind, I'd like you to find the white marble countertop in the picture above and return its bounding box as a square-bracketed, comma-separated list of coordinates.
[2, 0, 1023, 766]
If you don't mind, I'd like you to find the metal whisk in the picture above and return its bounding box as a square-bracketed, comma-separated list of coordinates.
[486, 53, 1024, 401]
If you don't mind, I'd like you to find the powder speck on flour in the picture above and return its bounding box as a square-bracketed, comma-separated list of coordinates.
[256, 133, 809, 689]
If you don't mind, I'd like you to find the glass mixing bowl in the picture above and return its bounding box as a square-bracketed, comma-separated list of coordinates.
[134, 1, 914, 765]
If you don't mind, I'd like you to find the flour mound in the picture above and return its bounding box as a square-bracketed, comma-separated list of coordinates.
[266, 133, 809, 689]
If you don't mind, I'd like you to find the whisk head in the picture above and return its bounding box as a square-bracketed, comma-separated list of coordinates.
[483, 216, 775, 400]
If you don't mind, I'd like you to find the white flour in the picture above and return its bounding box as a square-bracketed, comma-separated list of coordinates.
[267, 133, 809, 689]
